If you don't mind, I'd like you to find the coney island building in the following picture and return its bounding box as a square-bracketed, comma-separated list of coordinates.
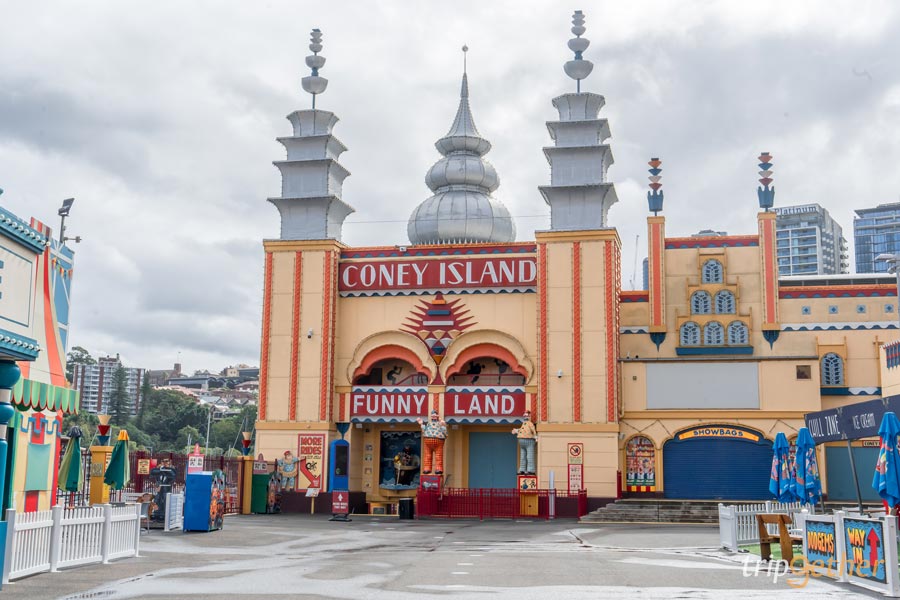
[255, 15, 898, 509]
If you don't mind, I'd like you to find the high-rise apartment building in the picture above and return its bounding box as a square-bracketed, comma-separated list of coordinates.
[854, 202, 900, 273]
[775, 204, 848, 276]
[73, 354, 145, 415]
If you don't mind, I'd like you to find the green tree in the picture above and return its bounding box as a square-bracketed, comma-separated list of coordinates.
[175, 425, 203, 453]
[209, 416, 241, 451]
[62, 411, 99, 442]
[65, 346, 96, 384]
[138, 389, 207, 450]
[107, 365, 130, 426]
[137, 374, 152, 427]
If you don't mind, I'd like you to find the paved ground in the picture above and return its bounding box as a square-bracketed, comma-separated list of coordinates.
[1, 514, 881, 599]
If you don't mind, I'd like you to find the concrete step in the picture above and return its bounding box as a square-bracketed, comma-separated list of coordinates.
[580, 499, 724, 524]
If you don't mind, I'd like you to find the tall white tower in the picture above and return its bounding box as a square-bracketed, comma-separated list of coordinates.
[268, 29, 354, 241]
[539, 11, 618, 230]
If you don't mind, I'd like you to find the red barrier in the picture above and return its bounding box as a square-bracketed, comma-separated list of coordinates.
[417, 488, 588, 520]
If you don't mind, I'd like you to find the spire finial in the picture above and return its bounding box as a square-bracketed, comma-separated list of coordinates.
[564, 10, 594, 93]
[301, 28, 328, 109]
[462, 44, 468, 73]
[757, 152, 775, 211]
[461, 45, 469, 98]
[647, 158, 664, 215]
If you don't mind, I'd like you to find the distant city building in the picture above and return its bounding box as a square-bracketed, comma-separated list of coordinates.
[854, 202, 900, 273]
[691, 229, 728, 237]
[145, 362, 183, 387]
[73, 354, 145, 415]
[775, 204, 848, 276]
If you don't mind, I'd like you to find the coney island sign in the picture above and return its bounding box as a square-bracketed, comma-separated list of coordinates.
[338, 255, 537, 296]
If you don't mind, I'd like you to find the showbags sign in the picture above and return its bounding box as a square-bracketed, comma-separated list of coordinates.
[339, 255, 537, 296]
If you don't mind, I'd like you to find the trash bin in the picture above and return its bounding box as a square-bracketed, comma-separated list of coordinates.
[398, 498, 415, 520]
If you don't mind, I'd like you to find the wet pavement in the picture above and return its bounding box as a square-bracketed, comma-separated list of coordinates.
[1, 514, 880, 599]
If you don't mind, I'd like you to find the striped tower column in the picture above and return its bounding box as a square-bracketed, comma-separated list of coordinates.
[756, 152, 780, 346]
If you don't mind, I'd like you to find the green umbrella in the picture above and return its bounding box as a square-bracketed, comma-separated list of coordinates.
[58, 426, 84, 494]
[104, 430, 131, 490]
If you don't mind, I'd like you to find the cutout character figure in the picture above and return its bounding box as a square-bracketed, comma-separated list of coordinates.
[393, 445, 420, 486]
[277, 450, 300, 490]
[417, 409, 448, 475]
[512, 410, 538, 475]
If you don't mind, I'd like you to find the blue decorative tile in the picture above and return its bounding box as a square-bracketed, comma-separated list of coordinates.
[801, 306, 811, 315]
[828, 305, 838, 315]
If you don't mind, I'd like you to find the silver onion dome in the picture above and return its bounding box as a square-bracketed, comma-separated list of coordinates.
[408, 53, 516, 245]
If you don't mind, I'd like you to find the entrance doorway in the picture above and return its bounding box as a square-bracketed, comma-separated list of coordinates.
[468, 432, 517, 489]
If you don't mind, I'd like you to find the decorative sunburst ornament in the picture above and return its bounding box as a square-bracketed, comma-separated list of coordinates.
[402, 293, 475, 383]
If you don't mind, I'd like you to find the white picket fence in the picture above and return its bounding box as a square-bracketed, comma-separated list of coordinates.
[718, 501, 814, 552]
[3, 504, 141, 583]
[164, 493, 184, 532]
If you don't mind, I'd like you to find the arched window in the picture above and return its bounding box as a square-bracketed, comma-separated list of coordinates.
[704, 321, 724, 345]
[702, 259, 724, 283]
[727, 321, 749, 345]
[821, 353, 845, 386]
[691, 291, 712, 314]
[715, 290, 736, 314]
[680, 322, 700, 346]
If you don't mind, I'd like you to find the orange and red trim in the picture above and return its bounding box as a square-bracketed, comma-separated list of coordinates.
[538, 243, 549, 422]
[259, 252, 274, 420]
[572, 242, 582, 422]
[288, 251, 303, 421]
[319, 251, 335, 421]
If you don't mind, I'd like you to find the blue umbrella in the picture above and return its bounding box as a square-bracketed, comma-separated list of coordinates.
[769, 432, 797, 502]
[792, 427, 822, 505]
[873, 411, 900, 508]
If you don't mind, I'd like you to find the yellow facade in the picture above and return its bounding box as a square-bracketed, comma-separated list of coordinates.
[257, 212, 899, 504]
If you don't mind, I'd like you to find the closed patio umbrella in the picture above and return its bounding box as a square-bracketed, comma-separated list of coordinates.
[873, 411, 900, 509]
[57, 426, 84, 504]
[792, 427, 822, 506]
[769, 432, 798, 503]
[104, 430, 131, 493]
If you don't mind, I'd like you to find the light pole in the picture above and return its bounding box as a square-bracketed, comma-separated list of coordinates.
[57, 198, 75, 245]
[876, 253, 900, 327]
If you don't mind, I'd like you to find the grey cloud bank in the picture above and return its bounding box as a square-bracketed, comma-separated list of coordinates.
[1, 1, 897, 371]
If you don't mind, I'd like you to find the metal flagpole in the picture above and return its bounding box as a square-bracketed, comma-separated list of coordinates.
[845, 440, 864, 514]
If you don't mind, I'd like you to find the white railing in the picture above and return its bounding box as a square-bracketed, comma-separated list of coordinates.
[54, 506, 105, 570]
[2, 509, 52, 580]
[3, 504, 141, 583]
[165, 493, 184, 532]
[718, 501, 815, 552]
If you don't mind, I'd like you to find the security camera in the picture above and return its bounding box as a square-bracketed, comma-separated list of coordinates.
[307, 329, 314, 339]
[556, 369, 563, 378]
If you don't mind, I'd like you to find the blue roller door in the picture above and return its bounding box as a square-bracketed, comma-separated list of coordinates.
[824, 446, 880, 502]
[468, 432, 517, 489]
[664, 434, 773, 500]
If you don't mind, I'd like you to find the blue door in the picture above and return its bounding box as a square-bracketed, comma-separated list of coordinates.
[825, 446, 880, 502]
[468, 432, 517, 489]
[663, 433, 774, 500]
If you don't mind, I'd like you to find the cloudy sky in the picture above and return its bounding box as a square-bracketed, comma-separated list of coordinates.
[2, 1, 899, 373]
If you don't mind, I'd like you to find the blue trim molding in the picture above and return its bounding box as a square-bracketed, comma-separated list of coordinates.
[0, 206, 48, 254]
[676, 346, 754, 356]
[0, 328, 40, 361]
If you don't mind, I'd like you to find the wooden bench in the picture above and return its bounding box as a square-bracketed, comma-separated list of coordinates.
[756, 513, 802, 563]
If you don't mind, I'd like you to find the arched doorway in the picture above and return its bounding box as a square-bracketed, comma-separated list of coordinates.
[663, 424, 773, 500]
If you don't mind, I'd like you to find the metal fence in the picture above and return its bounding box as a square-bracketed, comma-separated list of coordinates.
[2, 504, 141, 583]
[417, 488, 588, 520]
[55, 450, 244, 515]
[718, 501, 814, 552]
